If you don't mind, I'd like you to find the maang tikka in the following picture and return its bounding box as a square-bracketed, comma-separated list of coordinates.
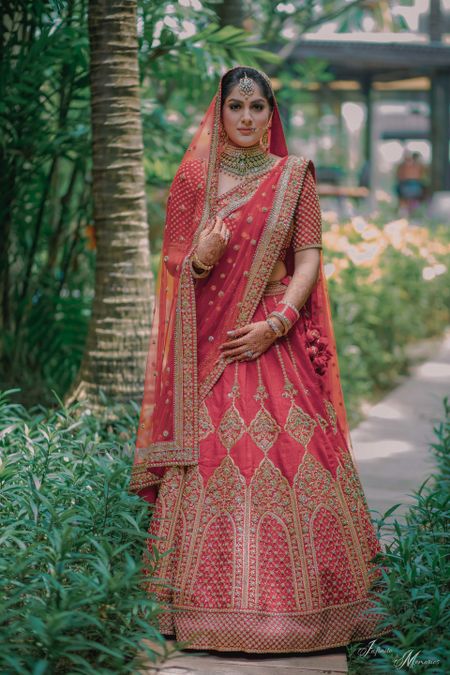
[238, 72, 256, 98]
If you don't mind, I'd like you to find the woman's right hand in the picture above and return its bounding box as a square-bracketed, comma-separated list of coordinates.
[195, 216, 230, 267]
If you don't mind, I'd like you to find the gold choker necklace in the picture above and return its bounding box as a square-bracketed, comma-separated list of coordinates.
[220, 143, 276, 178]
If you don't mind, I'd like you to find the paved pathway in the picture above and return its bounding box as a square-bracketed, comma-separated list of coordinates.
[140, 329, 450, 675]
[352, 328, 450, 534]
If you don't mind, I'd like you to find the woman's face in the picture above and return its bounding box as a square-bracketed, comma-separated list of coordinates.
[222, 81, 272, 148]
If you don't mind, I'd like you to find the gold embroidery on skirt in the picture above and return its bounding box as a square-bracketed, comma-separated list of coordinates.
[324, 399, 338, 434]
[199, 400, 215, 440]
[144, 448, 391, 650]
[217, 362, 246, 451]
[316, 413, 329, 431]
[285, 402, 318, 448]
[247, 358, 281, 453]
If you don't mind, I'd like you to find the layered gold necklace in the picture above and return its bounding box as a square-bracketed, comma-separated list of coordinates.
[220, 143, 276, 178]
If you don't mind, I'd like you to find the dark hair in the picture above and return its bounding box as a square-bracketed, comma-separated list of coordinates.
[221, 67, 274, 111]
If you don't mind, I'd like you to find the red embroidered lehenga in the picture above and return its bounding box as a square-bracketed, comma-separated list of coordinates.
[130, 67, 392, 653]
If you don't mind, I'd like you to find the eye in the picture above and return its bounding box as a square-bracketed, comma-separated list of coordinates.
[229, 103, 241, 110]
[252, 104, 264, 111]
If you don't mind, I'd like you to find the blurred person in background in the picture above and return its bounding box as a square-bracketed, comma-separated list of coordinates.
[395, 150, 428, 216]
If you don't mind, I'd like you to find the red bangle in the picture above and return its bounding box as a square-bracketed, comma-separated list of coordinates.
[273, 301, 300, 327]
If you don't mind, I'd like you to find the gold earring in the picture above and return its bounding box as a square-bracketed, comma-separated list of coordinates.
[261, 126, 270, 152]
[219, 124, 228, 145]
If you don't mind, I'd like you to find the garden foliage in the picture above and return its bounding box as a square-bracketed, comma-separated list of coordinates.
[0, 389, 182, 674]
[348, 397, 450, 674]
[0, 0, 276, 406]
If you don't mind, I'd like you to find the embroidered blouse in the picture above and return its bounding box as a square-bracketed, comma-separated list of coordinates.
[165, 158, 322, 266]
[279, 164, 322, 259]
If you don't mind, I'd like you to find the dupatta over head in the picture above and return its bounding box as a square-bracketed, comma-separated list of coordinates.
[130, 66, 358, 500]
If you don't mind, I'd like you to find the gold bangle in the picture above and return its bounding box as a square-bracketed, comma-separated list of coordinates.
[192, 250, 214, 271]
[190, 258, 210, 278]
[266, 317, 283, 337]
[267, 311, 291, 335]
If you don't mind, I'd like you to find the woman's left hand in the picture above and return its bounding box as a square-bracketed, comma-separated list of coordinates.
[219, 321, 277, 361]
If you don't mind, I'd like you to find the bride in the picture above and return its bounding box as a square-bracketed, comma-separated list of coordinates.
[130, 65, 392, 653]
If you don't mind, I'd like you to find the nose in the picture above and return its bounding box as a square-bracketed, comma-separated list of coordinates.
[240, 109, 253, 126]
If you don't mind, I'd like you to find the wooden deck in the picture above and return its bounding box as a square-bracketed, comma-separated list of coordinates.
[140, 640, 348, 674]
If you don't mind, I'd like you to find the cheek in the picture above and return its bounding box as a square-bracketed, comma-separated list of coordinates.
[256, 111, 271, 126]
[222, 109, 237, 130]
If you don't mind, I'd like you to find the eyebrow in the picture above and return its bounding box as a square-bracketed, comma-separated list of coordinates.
[227, 98, 266, 103]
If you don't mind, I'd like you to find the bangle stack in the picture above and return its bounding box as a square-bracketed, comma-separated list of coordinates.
[266, 317, 284, 337]
[190, 250, 214, 278]
[266, 301, 300, 336]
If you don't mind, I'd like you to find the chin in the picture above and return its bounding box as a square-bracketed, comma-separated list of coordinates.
[230, 135, 261, 148]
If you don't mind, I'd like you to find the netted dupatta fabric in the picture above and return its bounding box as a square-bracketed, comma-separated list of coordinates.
[130, 66, 357, 502]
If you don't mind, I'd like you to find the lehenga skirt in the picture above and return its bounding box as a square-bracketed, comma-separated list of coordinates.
[143, 279, 392, 653]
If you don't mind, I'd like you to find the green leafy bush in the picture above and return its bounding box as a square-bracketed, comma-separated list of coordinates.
[0, 389, 178, 674]
[348, 397, 450, 674]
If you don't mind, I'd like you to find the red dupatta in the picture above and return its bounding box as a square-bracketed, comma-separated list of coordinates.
[130, 67, 357, 500]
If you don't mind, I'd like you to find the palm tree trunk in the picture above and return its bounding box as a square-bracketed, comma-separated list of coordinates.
[66, 0, 153, 409]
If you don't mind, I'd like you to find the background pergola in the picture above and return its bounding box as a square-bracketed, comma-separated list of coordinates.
[286, 37, 450, 193]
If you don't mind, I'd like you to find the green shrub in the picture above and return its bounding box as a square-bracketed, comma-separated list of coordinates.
[348, 397, 450, 674]
[0, 389, 178, 674]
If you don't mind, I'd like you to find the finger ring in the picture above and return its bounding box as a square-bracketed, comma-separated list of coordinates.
[245, 350, 253, 358]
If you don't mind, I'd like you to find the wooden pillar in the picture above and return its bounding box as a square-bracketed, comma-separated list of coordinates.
[430, 73, 450, 192]
[333, 96, 344, 171]
[361, 75, 375, 200]
[429, 0, 443, 41]
[428, 1, 449, 191]
[361, 76, 373, 168]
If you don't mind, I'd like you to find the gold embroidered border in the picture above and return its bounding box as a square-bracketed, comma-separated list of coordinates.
[293, 244, 323, 252]
[159, 603, 392, 653]
[199, 156, 312, 402]
[237, 157, 310, 322]
[131, 254, 201, 475]
[129, 464, 165, 492]
[131, 149, 313, 477]
[142, 257, 200, 467]
[130, 97, 238, 478]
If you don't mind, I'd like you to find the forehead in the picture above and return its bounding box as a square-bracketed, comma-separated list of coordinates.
[224, 81, 266, 102]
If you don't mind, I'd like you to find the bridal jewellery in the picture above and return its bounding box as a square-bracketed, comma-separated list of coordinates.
[190, 250, 213, 279]
[238, 72, 256, 98]
[266, 301, 300, 336]
[266, 317, 284, 337]
[220, 143, 276, 178]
